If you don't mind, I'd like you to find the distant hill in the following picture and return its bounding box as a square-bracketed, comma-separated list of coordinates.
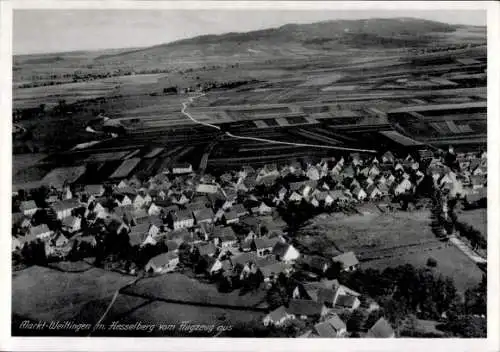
[13, 17, 485, 82]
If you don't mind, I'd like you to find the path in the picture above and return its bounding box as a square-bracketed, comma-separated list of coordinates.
[181, 94, 377, 153]
[88, 275, 143, 336]
[449, 234, 487, 264]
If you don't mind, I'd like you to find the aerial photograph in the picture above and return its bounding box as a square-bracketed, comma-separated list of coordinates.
[11, 8, 487, 338]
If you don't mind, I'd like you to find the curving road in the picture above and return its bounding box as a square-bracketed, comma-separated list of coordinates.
[181, 94, 377, 153]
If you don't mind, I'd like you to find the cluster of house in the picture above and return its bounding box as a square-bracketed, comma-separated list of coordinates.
[262, 277, 395, 338]
[267, 151, 428, 208]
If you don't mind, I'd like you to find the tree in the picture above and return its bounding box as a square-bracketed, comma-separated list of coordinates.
[426, 257, 438, 268]
[266, 286, 287, 310]
[346, 309, 367, 332]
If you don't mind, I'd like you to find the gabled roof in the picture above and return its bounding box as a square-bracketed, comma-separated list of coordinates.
[197, 242, 216, 256]
[214, 226, 237, 241]
[84, 184, 104, 195]
[314, 321, 338, 337]
[62, 216, 79, 228]
[267, 306, 291, 322]
[52, 199, 80, 212]
[173, 209, 194, 222]
[232, 252, 259, 267]
[232, 204, 248, 215]
[223, 210, 239, 221]
[20, 200, 37, 212]
[147, 252, 178, 267]
[260, 261, 291, 278]
[272, 241, 291, 257]
[193, 208, 215, 222]
[333, 251, 359, 268]
[254, 237, 279, 250]
[366, 317, 395, 338]
[336, 294, 357, 307]
[29, 224, 51, 237]
[288, 299, 325, 316]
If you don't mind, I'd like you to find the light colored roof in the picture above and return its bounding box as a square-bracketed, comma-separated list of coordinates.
[20, 200, 37, 211]
[30, 224, 51, 237]
[333, 251, 359, 268]
[148, 252, 179, 267]
[367, 317, 395, 338]
[267, 306, 290, 322]
[52, 199, 80, 212]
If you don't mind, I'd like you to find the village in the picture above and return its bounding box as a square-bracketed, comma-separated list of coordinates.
[11, 143, 487, 337]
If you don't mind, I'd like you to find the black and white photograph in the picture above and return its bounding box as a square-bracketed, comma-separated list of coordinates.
[3, 1, 499, 349]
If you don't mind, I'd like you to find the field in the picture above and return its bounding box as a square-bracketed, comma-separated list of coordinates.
[122, 272, 268, 309]
[304, 210, 440, 259]
[12, 153, 48, 175]
[362, 245, 484, 293]
[457, 208, 487, 238]
[12, 266, 132, 322]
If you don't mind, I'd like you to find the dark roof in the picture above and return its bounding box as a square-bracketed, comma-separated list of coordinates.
[260, 261, 290, 278]
[214, 226, 237, 241]
[61, 216, 78, 227]
[254, 237, 279, 250]
[197, 242, 216, 256]
[288, 299, 325, 316]
[314, 322, 338, 337]
[367, 317, 395, 338]
[317, 288, 336, 305]
[173, 209, 194, 222]
[193, 208, 215, 222]
[336, 294, 357, 308]
[272, 241, 289, 257]
[232, 252, 259, 267]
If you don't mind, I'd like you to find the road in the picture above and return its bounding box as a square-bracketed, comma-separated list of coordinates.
[181, 94, 377, 153]
[449, 234, 487, 265]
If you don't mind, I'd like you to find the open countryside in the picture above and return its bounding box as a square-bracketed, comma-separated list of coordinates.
[12, 14, 487, 338]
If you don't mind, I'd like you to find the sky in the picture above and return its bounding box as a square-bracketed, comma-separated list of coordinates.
[13, 9, 486, 55]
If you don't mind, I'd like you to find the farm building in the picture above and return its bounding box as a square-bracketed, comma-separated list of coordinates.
[109, 158, 142, 179]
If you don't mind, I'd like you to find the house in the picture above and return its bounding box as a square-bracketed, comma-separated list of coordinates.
[287, 299, 329, 320]
[29, 224, 52, 239]
[51, 199, 82, 220]
[232, 204, 249, 218]
[262, 306, 296, 327]
[145, 252, 179, 274]
[12, 236, 22, 251]
[257, 202, 273, 215]
[260, 261, 293, 282]
[171, 210, 194, 230]
[366, 317, 395, 338]
[272, 242, 300, 263]
[366, 184, 383, 200]
[306, 166, 321, 181]
[368, 165, 380, 177]
[214, 226, 237, 248]
[350, 153, 362, 167]
[333, 252, 359, 272]
[172, 163, 193, 174]
[289, 191, 303, 203]
[377, 183, 389, 197]
[313, 314, 347, 337]
[254, 237, 279, 257]
[315, 191, 334, 207]
[128, 222, 156, 247]
[304, 255, 331, 274]
[197, 242, 217, 257]
[193, 208, 214, 225]
[257, 164, 280, 181]
[147, 202, 161, 216]
[196, 184, 219, 194]
[204, 256, 223, 276]
[394, 179, 413, 195]
[222, 210, 239, 224]
[470, 175, 486, 189]
[351, 187, 367, 201]
[131, 208, 150, 225]
[130, 194, 146, 209]
[114, 194, 132, 207]
[382, 151, 395, 164]
[84, 184, 105, 197]
[51, 232, 69, 248]
[19, 200, 38, 217]
[61, 216, 82, 233]
[335, 294, 361, 311]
